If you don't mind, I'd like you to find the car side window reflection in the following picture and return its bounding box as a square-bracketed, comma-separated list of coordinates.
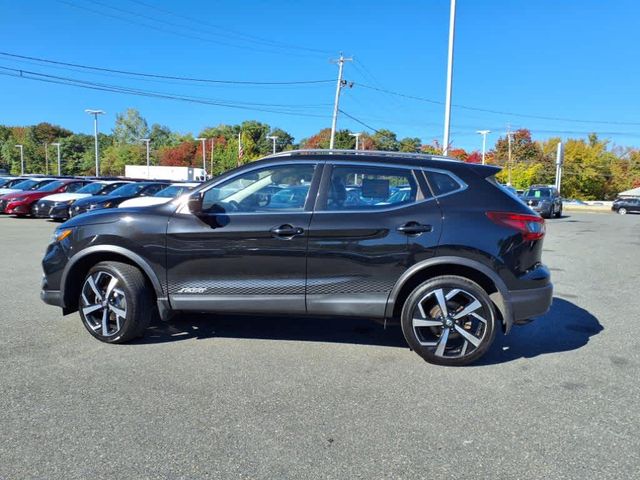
[202, 164, 316, 213]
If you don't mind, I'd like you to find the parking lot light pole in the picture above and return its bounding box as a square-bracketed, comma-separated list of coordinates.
[15, 144, 24, 175]
[51, 143, 61, 175]
[85, 109, 105, 176]
[196, 138, 207, 174]
[140, 138, 151, 179]
[349, 132, 361, 150]
[477, 130, 490, 165]
[267, 135, 278, 154]
[442, 0, 456, 156]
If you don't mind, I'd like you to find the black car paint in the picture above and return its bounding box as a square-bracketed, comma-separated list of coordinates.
[41, 153, 552, 332]
[612, 197, 640, 213]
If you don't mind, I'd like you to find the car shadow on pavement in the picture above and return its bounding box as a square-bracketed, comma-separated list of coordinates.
[137, 297, 602, 365]
[477, 297, 603, 365]
[139, 313, 408, 348]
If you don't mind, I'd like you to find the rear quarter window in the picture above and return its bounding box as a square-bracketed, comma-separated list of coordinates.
[425, 171, 462, 196]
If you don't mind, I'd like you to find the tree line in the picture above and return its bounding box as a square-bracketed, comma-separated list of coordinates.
[1, 108, 639, 200]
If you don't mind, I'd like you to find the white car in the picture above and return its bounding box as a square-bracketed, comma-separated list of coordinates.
[118, 182, 199, 208]
[0, 177, 57, 196]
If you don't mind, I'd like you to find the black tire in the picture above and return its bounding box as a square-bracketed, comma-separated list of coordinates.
[618, 207, 627, 215]
[400, 275, 497, 366]
[78, 261, 155, 343]
[554, 205, 562, 218]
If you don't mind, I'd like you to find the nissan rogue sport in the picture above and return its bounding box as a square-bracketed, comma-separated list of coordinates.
[40, 150, 553, 366]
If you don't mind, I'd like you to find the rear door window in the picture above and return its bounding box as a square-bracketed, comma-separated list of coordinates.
[425, 171, 463, 197]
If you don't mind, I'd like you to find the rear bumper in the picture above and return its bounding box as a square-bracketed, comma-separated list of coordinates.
[510, 283, 553, 321]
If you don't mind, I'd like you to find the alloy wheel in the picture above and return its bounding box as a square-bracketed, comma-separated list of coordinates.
[411, 287, 490, 360]
[80, 271, 128, 337]
[619, 208, 627, 215]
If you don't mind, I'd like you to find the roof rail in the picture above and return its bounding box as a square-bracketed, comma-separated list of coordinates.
[261, 148, 461, 162]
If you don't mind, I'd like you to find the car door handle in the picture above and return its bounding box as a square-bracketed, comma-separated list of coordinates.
[270, 224, 304, 238]
[397, 222, 433, 235]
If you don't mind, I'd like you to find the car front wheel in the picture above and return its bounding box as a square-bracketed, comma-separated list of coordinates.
[618, 207, 627, 215]
[401, 276, 497, 366]
[78, 261, 154, 343]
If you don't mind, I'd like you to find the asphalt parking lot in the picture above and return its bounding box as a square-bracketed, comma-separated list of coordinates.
[1, 212, 639, 479]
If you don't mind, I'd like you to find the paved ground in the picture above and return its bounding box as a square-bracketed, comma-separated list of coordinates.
[1, 212, 639, 479]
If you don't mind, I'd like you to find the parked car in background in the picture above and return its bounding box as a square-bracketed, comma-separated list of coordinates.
[41, 150, 553, 366]
[0, 176, 21, 188]
[0, 177, 57, 197]
[2, 179, 92, 217]
[70, 181, 170, 217]
[520, 185, 562, 218]
[611, 197, 640, 215]
[34, 180, 132, 220]
[118, 182, 199, 208]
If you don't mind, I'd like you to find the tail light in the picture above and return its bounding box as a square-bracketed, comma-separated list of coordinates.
[486, 211, 545, 241]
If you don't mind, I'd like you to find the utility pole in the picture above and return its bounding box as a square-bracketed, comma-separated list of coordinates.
[442, 0, 457, 156]
[85, 109, 105, 176]
[349, 132, 362, 150]
[196, 137, 207, 174]
[210, 138, 215, 177]
[44, 142, 49, 175]
[140, 138, 151, 179]
[329, 53, 353, 150]
[506, 128, 514, 186]
[51, 142, 61, 175]
[15, 144, 24, 175]
[267, 135, 278, 154]
[476, 130, 490, 165]
[555, 141, 564, 194]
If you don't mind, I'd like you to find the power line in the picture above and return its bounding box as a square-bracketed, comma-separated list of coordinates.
[338, 109, 381, 134]
[0, 51, 334, 85]
[126, 0, 332, 55]
[356, 82, 640, 127]
[0, 67, 331, 119]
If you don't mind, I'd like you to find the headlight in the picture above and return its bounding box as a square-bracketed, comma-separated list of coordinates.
[52, 228, 72, 243]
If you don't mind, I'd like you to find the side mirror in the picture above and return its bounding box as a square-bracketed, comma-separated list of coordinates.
[187, 192, 204, 215]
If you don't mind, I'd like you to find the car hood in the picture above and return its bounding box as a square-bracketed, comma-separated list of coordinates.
[1, 191, 34, 201]
[0, 188, 21, 196]
[41, 192, 92, 202]
[118, 197, 172, 208]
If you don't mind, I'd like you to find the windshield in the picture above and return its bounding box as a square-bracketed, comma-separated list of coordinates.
[9, 179, 39, 190]
[0, 178, 13, 187]
[523, 188, 551, 198]
[76, 182, 103, 194]
[37, 180, 66, 192]
[109, 183, 146, 197]
[154, 185, 190, 198]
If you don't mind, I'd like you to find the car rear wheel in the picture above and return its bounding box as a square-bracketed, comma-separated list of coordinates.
[401, 275, 497, 366]
[78, 261, 154, 343]
[618, 207, 627, 215]
[554, 205, 562, 218]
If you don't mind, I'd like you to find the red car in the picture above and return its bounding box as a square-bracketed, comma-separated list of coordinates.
[1, 179, 92, 217]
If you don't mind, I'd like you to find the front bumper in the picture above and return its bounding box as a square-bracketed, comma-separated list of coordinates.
[40, 289, 63, 307]
[5, 202, 31, 215]
[510, 283, 553, 321]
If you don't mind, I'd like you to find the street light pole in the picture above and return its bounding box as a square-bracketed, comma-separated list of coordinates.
[51, 143, 61, 175]
[267, 135, 278, 154]
[476, 130, 490, 165]
[44, 142, 49, 175]
[442, 0, 457, 156]
[85, 109, 105, 176]
[15, 144, 24, 175]
[140, 138, 151, 179]
[196, 137, 207, 174]
[329, 53, 353, 150]
[506, 130, 514, 186]
[349, 132, 362, 150]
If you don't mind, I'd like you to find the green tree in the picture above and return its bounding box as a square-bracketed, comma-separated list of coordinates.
[372, 129, 399, 151]
[399, 137, 421, 153]
[112, 109, 149, 145]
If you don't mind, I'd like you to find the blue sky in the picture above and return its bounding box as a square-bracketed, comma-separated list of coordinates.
[1, 0, 639, 151]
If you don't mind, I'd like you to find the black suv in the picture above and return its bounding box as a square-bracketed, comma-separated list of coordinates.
[41, 150, 553, 366]
[520, 185, 562, 218]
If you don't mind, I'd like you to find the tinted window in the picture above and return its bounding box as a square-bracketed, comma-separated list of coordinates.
[426, 171, 461, 196]
[324, 165, 419, 211]
[523, 188, 551, 198]
[65, 182, 86, 193]
[77, 182, 104, 194]
[142, 184, 168, 196]
[202, 164, 316, 213]
[101, 183, 128, 195]
[109, 183, 147, 197]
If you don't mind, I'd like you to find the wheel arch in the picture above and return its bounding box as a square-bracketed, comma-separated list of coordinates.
[386, 256, 514, 332]
[60, 245, 164, 314]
